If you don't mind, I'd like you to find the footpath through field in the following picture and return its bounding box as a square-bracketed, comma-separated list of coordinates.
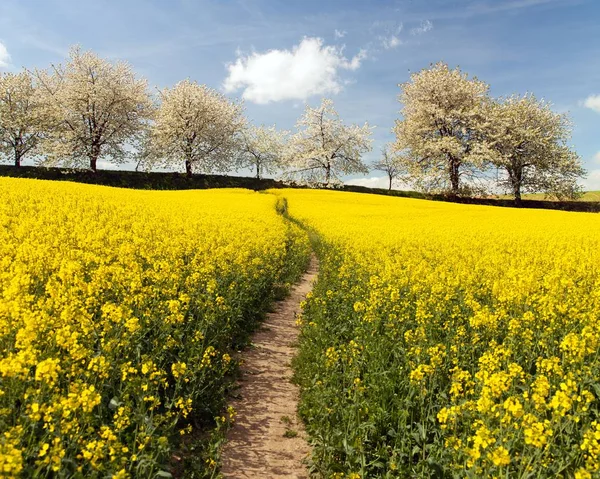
[220, 254, 318, 478]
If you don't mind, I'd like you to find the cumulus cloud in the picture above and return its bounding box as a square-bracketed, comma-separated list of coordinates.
[410, 20, 433, 35]
[223, 37, 367, 104]
[0, 42, 11, 68]
[594, 152, 600, 164]
[334, 29, 346, 39]
[584, 95, 600, 113]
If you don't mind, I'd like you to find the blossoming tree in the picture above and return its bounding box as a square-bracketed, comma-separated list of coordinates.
[0, 71, 48, 167]
[394, 62, 491, 195]
[34, 46, 153, 171]
[286, 98, 372, 185]
[149, 80, 245, 177]
[372, 143, 410, 191]
[485, 94, 585, 202]
[237, 124, 288, 179]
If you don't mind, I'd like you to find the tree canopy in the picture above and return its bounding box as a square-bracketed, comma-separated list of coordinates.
[484, 94, 584, 201]
[394, 62, 584, 200]
[0, 45, 588, 198]
[148, 79, 245, 177]
[34, 46, 153, 171]
[0, 71, 47, 167]
[237, 125, 288, 179]
[372, 144, 409, 191]
[394, 62, 492, 195]
[286, 98, 372, 185]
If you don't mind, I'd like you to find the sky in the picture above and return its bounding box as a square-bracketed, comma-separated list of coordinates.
[0, 0, 599, 189]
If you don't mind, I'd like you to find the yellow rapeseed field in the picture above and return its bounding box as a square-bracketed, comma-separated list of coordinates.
[2, 178, 599, 478]
[283, 189, 600, 478]
[0, 178, 309, 478]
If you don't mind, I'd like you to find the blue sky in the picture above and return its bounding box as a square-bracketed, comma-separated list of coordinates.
[1, 0, 599, 189]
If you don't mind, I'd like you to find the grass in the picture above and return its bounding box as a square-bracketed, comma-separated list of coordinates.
[280, 415, 293, 425]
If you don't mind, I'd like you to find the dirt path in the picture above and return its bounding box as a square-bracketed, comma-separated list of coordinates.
[220, 255, 318, 479]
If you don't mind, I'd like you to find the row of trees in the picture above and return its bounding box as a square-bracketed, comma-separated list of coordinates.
[0, 47, 371, 184]
[0, 48, 586, 199]
[386, 63, 584, 200]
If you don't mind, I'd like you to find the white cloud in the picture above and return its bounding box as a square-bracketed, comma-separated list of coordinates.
[0, 42, 11, 68]
[334, 29, 346, 39]
[594, 152, 600, 164]
[410, 20, 433, 35]
[223, 37, 367, 104]
[580, 169, 600, 191]
[347, 48, 368, 70]
[584, 95, 600, 113]
[374, 22, 403, 50]
[382, 35, 402, 49]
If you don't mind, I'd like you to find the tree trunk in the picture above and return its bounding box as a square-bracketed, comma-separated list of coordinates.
[449, 159, 460, 196]
[14, 138, 22, 167]
[509, 164, 523, 206]
[185, 159, 193, 178]
[514, 187, 522, 206]
[325, 164, 331, 185]
[512, 177, 522, 206]
[90, 143, 100, 172]
[388, 174, 393, 191]
[256, 163, 261, 179]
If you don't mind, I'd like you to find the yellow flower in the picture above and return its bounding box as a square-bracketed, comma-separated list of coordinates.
[34, 358, 61, 385]
[0, 179, 310, 475]
[574, 469, 592, 479]
[489, 446, 510, 467]
[522, 414, 553, 448]
[171, 362, 187, 378]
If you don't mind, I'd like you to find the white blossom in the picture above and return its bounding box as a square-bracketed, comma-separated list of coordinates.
[286, 98, 372, 185]
[237, 125, 289, 179]
[0, 70, 48, 166]
[394, 62, 491, 195]
[372, 143, 410, 191]
[484, 94, 585, 200]
[34, 46, 153, 170]
[149, 79, 245, 176]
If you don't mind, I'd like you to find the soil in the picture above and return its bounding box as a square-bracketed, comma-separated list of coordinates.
[220, 255, 318, 478]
